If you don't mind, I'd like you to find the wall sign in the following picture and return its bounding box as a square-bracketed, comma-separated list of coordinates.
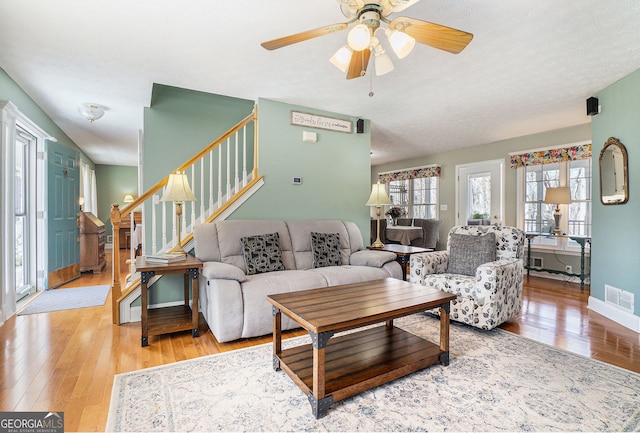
[290, 111, 352, 133]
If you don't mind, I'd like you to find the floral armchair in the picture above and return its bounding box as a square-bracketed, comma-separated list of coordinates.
[408, 225, 525, 330]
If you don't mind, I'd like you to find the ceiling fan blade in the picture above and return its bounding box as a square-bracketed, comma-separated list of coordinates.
[381, 0, 422, 14]
[346, 49, 371, 79]
[261, 23, 348, 50]
[389, 16, 473, 54]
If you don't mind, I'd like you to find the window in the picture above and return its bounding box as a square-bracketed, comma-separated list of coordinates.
[380, 165, 440, 220]
[513, 142, 592, 251]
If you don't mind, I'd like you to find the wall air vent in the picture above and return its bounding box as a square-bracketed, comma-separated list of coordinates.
[605, 284, 634, 314]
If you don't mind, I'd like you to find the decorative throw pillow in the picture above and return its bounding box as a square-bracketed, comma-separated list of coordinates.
[446, 232, 497, 276]
[240, 232, 285, 275]
[310, 232, 341, 268]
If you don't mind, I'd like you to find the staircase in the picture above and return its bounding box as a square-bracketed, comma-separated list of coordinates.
[109, 106, 260, 324]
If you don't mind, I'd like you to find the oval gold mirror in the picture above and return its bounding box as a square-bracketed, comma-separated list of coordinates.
[599, 137, 629, 205]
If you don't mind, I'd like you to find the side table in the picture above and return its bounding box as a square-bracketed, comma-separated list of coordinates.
[368, 244, 433, 280]
[135, 255, 203, 347]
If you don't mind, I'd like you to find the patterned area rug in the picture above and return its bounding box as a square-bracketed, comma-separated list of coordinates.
[107, 314, 640, 432]
[18, 285, 110, 315]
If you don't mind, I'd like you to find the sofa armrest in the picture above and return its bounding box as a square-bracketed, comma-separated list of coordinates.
[409, 251, 449, 283]
[350, 249, 397, 267]
[201, 261, 246, 282]
[474, 259, 524, 297]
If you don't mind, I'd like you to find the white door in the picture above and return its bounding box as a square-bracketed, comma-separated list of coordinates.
[456, 159, 504, 226]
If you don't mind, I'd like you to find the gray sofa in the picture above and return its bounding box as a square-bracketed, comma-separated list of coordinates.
[193, 220, 402, 342]
[371, 218, 442, 249]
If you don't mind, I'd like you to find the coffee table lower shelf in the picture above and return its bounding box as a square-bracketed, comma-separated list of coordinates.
[276, 325, 444, 415]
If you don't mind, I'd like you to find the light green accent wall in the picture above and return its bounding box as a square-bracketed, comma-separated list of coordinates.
[232, 98, 372, 237]
[0, 67, 93, 167]
[143, 84, 255, 189]
[95, 164, 138, 238]
[591, 67, 640, 317]
[372, 123, 591, 253]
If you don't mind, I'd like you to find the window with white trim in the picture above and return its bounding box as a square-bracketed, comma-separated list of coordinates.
[379, 165, 440, 220]
[513, 142, 592, 251]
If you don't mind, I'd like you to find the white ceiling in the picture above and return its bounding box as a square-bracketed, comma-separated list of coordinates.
[1, 0, 640, 167]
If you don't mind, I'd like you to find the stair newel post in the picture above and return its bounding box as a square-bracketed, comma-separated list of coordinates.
[110, 203, 122, 324]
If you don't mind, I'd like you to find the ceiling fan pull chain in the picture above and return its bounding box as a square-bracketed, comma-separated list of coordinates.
[369, 68, 375, 97]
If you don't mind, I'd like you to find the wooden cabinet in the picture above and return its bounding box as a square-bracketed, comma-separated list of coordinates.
[79, 212, 106, 273]
[119, 211, 142, 249]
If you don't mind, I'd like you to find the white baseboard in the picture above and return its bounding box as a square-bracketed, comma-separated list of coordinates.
[588, 296, 640, 333]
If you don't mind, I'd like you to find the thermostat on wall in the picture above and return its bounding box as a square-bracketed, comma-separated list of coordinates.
[292, 177, 303, 185]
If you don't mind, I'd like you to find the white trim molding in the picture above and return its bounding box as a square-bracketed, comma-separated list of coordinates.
[588, 296, 640, 333]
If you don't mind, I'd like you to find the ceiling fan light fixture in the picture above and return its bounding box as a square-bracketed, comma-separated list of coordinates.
[386, 29, 415, 59]
[78, 103, 105, 123]
[330, 46, 353, 72]
[373, 45, 395, 76]
[347, 24, 371, 51]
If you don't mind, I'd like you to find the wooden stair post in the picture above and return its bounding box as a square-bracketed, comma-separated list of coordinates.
[110, 204, 122, 324]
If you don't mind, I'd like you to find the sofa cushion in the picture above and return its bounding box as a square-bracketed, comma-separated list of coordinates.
[287, 221, 352, 269]
[310, 232, 341, 268]
[350, 249, 397, 267]
[446, 232, 496, 276]
[240, 232, 285, 275]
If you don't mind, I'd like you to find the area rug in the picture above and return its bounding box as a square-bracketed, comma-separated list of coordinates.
[17, 284, 110, 315]
[106, 314, 640, 432]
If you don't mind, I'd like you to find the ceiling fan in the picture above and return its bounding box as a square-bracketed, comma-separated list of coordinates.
[261, 0, 473, 79]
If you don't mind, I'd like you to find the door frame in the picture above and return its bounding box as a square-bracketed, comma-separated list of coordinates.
[0, 101, 51, 322]
[455, 158, 505, 226]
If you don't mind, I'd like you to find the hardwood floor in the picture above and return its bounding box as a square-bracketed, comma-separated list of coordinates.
[1, 251, 638, 431]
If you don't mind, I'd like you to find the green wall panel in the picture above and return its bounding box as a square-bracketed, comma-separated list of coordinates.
[591, 67, 640, 317]
[95, 164, 138, 238]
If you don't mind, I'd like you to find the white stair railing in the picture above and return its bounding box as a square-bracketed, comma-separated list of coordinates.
[110, 106, 259, 324]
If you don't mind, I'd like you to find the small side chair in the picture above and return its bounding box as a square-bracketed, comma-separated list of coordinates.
[409, 225, 525, 330]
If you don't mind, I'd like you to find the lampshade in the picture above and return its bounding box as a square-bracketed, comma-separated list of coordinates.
[123, 194, 134, 203]
[347, 24, 371, 51]
[161, 173, 196, 202]
[78, 196, 85, 207]
[373, 45, 394, 76]
[544, 187, 571, 204]
[366, 182, 392, 206]
[330, 46, 353, 72]
[386, 30, 416, 59]
[78, 103, 105, 123]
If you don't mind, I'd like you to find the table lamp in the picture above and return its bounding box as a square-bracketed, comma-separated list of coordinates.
[123, 194, 134, 204]
[544, 187, 571, 235]
[366, 181, 392, 248]
[161, 171, 196, 254]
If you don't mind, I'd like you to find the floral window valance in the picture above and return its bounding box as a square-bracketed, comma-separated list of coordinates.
[510, 143, 591, 168]
[378, 165, 441, 182]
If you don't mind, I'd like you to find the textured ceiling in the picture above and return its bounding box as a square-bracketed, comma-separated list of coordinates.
[1, 0, 640, 166]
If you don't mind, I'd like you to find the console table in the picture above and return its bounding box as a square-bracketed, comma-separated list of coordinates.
[525, 233, 591, 290]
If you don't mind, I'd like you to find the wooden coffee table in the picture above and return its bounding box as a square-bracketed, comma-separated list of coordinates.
[267, 278, 456, 418]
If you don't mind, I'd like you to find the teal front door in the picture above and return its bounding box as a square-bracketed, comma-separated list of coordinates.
[46, 140, 80, 288]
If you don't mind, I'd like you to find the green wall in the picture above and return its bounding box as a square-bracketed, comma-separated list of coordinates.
[95, 164, 138, 239]
[233, 98, 372, 237]
[591, 67, 640, 318]
[143, 84, 255, 189]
